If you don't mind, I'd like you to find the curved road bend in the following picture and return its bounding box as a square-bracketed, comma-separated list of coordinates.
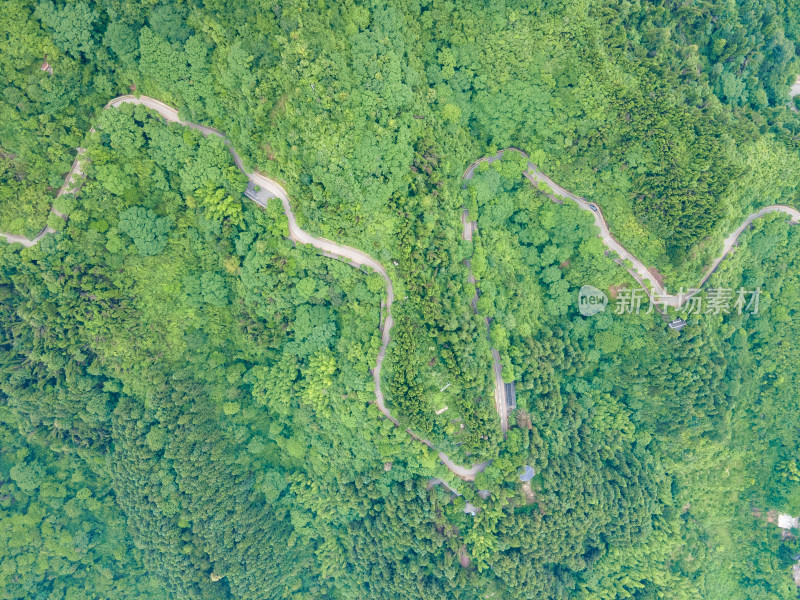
[0, 95, 487, 481]
[0, 150, 83, 247]
[473, 148, 800, 307]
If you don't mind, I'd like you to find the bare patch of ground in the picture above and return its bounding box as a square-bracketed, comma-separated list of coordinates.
[522, 481, 536, 505]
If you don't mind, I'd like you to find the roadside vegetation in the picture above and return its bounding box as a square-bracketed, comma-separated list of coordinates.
[3, 1, 800, 599]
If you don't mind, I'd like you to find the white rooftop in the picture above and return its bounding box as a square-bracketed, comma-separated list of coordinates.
[778, 514, 799, 529]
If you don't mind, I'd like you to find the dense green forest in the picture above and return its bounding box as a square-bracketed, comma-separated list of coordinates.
[3, 0, 800, 598]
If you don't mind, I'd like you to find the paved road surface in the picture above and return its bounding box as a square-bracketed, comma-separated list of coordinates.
[790, 76, 800, 111]
[470, 148, 800, 308]
[0, 95, 488, 480]
[5, 98, 800, 480]
[0, 150, 80, 246]
[461, 209, 475, 241]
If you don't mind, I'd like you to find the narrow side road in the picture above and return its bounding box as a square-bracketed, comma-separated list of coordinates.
[459, 174, 509, 434]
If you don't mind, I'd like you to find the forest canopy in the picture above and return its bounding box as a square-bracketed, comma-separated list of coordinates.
[2, 0, 800, 599]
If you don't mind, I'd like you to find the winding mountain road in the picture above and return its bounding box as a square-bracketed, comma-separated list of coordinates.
[461, 148, 799, 434]
[0, 95, 487, 480]
[3, 97, 799, 481]
[466, 148, 800, 308]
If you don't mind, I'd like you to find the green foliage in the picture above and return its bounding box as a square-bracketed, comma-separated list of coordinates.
[2, 1, 800, 598]
[0, 420, 166, 599]
[117, 206, 173, 255]
[35, 1, 97, 60]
